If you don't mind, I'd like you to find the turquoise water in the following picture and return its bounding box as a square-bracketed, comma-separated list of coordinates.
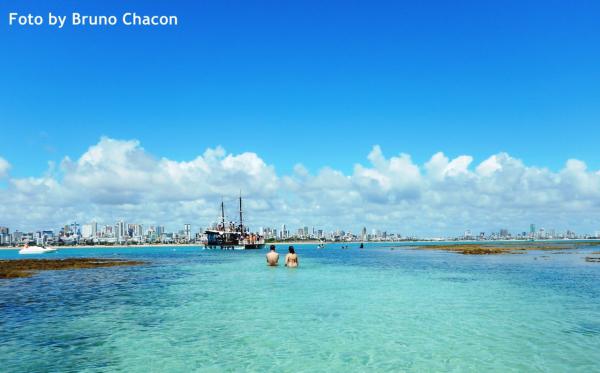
[2, 244, 600, 372]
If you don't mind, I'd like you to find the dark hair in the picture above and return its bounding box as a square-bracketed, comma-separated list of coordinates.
[270, 245, 276, 251]
[288, 246, 295, 254]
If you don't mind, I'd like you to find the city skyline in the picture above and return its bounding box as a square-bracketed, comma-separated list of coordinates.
[2, 217, 597, 248]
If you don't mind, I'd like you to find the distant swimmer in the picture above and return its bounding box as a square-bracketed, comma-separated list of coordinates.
[285, 246, 299, 268]
[266, 245, 279, 266]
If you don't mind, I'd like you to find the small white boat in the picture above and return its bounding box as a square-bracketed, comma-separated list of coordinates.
[18, 245, 57, 255]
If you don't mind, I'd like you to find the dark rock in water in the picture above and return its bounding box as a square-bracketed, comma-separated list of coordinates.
[422, 244, 508, 255]
[0, 258, 146, 279]
[418, 241, 600, 255]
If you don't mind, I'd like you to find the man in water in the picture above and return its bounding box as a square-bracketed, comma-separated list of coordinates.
[266, 245, 279, 266]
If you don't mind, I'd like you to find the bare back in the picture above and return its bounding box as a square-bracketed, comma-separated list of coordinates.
[285, 253, 299, 268]
[266, 251, 279, 266]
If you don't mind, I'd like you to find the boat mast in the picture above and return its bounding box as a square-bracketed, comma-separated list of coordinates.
[239, 191, 243, 234]
[221, 198, 225, 231]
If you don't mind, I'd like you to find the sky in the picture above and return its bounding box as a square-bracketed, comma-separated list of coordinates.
[1, 1, 599, 236]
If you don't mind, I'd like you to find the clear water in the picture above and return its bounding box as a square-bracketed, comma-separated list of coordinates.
[2, 244, 600, 372]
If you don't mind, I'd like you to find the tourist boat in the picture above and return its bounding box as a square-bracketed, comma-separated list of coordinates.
[19, 245, 57, 255]
[203, 196, 265, 250]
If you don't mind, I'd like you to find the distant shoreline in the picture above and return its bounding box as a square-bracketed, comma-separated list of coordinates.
[1, 238, 599, 251]
[0, 243, 200, 251]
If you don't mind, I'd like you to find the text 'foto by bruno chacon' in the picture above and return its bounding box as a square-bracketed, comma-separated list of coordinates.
[8, 12, 179, 28]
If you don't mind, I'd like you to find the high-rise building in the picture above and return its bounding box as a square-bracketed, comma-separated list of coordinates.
[0, 227, 11, 245]
[116, 220, 127, 241]
[13, 231, 23, 244]
[82, 222, 98, 239]
[102, 225, 114, 237]
[82, 224, 93, 238]
[184, 224, 191, 241]
[280, 224, 287, 239]
[126, 224, 143, 238]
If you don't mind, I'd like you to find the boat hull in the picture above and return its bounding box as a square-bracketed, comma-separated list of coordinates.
[204, 244, 265, 250]
[19, 247, 57, 255]
[204, 245, 245, 250]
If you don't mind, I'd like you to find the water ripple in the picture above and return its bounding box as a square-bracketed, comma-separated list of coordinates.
[1, 245, 600, 372]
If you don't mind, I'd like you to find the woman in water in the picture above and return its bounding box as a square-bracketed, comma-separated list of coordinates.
[285, 246, 299, 268]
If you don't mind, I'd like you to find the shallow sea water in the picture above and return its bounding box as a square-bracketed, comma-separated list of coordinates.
[2, 243, 600, 372]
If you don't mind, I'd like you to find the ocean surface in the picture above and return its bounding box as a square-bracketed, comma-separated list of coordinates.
[2, 243, 600, 372]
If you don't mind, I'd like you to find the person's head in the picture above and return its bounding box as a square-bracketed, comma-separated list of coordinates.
[288, 246, 295, 254]
[270, 245, 276, 251]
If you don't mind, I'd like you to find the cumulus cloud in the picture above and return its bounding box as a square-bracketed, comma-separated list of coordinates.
[0, 157, 10, 179]
[57, 138, 278, 205]
[1, 137, 600, 236]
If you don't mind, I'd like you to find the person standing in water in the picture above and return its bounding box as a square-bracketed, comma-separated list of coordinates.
[285, 246, 299, 268]
[266, 245, 279, 266]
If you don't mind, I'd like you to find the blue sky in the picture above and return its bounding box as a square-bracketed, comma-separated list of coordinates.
[1, 1, 600, 234]
[2, 0, 600, 176]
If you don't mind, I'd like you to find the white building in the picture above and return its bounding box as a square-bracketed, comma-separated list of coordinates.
[116, 220, 127, 241]
[280, 224, 287, 239]
[81, 222, 98, 239]
[184, 224, 191, 241]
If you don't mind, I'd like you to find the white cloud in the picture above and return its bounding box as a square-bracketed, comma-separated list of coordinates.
[0, 157, 10, 179]
[1, 138, 600, 236]
[353, 146, 422, 203]
[426, 152, 473, 180]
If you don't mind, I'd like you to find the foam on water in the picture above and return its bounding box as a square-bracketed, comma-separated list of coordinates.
[1, 244, 600, 372]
